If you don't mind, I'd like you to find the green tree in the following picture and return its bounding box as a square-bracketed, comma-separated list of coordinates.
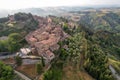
[8, 33, 22, 41]
[84, 44, 114, 80]
[36, 62, 43, 74]
[0, 61, 14, 80]
[0, 40, 9, 52]
[8, 33, 22, 52]
[15, 56, 22, 66]
[43, 69, 62, 80]
[41, 57, 45, 67]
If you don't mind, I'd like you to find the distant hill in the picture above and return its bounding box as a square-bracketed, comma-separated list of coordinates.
[1, 6, 120, 18]
[0, 7, 84, 17]
[62, 8, 120, 33]
[78, 12, 120, 33]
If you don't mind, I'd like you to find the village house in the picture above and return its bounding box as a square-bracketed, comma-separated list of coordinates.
[17, 48, 31, 56]
[25, 17, 68, 62]
[44, 50, 55, 61]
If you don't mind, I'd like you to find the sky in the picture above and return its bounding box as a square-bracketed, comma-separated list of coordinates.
[0, 0, 120, 10]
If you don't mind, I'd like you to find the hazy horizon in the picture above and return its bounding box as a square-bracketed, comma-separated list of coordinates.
[0, 0, 120, 10]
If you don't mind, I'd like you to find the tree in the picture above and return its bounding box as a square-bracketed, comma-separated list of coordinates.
[8, 33, 22, 52]
[8, 33, 22, 41]
[0, 61, 14, 80]
[83, 44, 114, 80]
[14, 13, 30, 21]
[43, 69, 62, 80]
[0, 17, 9, 23]
[15, 56, 22, 66]
[36, 62, 43, 74]
[0, 40, 9, 52]
[41, 57, 45, 67]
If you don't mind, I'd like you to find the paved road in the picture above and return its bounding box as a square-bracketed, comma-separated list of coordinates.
[14, 70, 31, 80]
[0, 54, 16, 59]
[109, 65, 120, 80]
[22, 59, 40, 65]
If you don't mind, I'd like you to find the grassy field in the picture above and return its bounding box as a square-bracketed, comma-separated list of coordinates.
[62, 65, 95, 80]
[16, 64, 37, 79]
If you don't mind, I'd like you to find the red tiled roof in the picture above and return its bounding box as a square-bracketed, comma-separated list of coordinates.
[25, 16, 68, 61]
[45, 50, 55, 59]
[29, 37, 37, 42]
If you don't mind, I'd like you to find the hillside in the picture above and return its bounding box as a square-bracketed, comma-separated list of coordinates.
[63, 8, 120, 33]
[0, 13, 38, 52]
[61, 8, 120, 79]
[62, 8, 120, 60]
[0, 10, 120, 80]
[0, 12, 38, 37]
[41, 13, 120, 80]
[79, 12, 120, 32]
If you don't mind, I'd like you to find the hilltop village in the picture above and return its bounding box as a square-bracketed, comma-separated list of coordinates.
[0, 9, 120, 80]
[25, 16, 68, 62]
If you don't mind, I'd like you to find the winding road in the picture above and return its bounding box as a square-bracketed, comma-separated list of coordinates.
[109, 65, 120, 80]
